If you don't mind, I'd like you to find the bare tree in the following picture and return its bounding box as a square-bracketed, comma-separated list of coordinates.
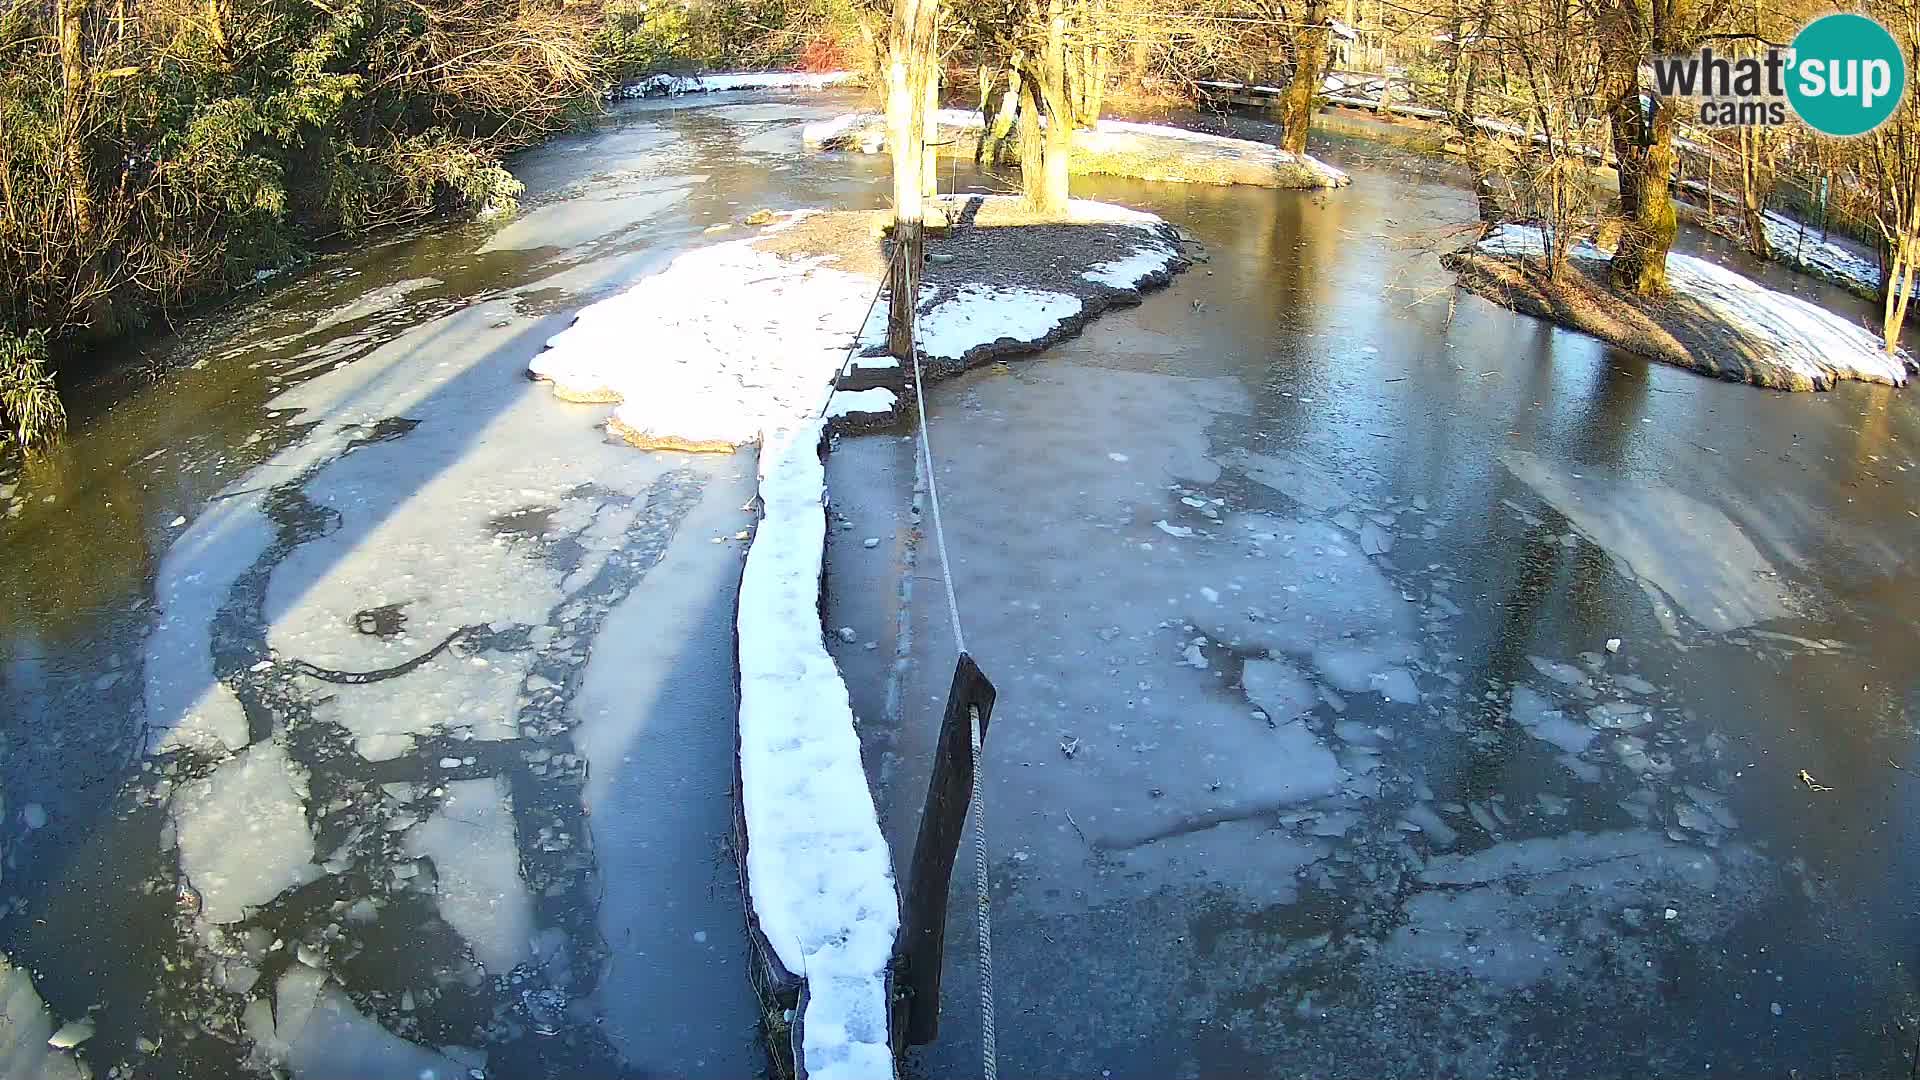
[1865, 0, 1918, 353]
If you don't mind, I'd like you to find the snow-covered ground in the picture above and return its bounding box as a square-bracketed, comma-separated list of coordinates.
[532, 217, 880, 448]
[802, 110, 1351, 188]
[1472, 224, 1911, 389]
[615, 70, 855, 99]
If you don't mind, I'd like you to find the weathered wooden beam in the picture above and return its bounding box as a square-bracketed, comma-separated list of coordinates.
[898, 652, 997, 1045]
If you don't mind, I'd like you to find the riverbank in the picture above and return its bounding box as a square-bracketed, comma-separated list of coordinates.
[1443, 224, 1911, 391]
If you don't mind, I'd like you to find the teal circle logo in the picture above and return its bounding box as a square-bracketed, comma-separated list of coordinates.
[1786, 13, 1906, 137]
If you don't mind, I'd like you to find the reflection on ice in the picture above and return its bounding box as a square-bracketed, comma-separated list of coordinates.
[1502, 450, 1794, 634]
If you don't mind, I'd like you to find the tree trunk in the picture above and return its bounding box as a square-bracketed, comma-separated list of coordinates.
[978, 64, 1020, 164]
[1015, 0, 1072, 216]
[58, 0, 93, 237]
[1886, 196, 1918, 354]
[205, 0, 231, 64]
[1737, 126, 1772, 260]
[1610, 94, 1676, 296]
[886, 0, 939, 357]
[1445, 1, 1499, 224]
[923, 41, 940, 203]
[1280, 0, 1331, 156]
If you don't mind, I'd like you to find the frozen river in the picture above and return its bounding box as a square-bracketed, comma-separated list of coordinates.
[842, 132, 1920, 1077]
[0, 89, 1916, 1079]
[0, 91, 888, 1079]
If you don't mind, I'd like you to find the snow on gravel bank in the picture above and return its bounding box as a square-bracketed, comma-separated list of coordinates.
[529, 200, 1184, 1075]
[1472, 224, 1910, 389]
[1745, 210, 1883, 297]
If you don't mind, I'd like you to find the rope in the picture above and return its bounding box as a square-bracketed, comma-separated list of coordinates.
[897, 236, 995, 1079]
[968, 703, 996, 1080]
[816, 261, 894, 422]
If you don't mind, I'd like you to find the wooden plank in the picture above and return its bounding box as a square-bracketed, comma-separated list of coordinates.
[898, 652, 997, 1045]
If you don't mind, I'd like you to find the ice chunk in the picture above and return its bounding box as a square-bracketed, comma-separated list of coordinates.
[403, 776, 534, 975]
[247, 963, 465, 1079]
[1241, 658, 1317, 723]
[1401, 802, 1459, 849]
[1224, 449, 1352, 512]
[1368, 668, 1419, 704]
[1504, 450, 1795, 634]
[173, 739, 320, 924]
[0, 954, 85, 1080]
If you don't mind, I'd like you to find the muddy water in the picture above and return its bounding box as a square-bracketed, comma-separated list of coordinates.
[870, 129, 1920, 1077]
[0, 91, 886, 1078]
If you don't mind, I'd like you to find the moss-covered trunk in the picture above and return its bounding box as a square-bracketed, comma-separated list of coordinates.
[1610, 95, 1677, 296]
[1280, 0, 1330, 157]
[978, 63, 1021, 164]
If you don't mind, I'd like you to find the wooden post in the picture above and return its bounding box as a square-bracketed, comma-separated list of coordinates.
[899, 652, 996, 1045]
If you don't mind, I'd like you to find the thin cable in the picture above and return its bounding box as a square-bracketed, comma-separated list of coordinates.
[898, 232, 993, 1077]
[902, 245, 967, 656]
[816, 260, 895, 421]
[968, 703, 996, 1080]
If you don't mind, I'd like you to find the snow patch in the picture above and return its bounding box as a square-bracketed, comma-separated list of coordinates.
[532, 234, 876, 448]
[1085, 246, 1181, 289]
[624, 70, 856, 99]
[918, 285, 1082, 361]
[826, 388, 897, 420]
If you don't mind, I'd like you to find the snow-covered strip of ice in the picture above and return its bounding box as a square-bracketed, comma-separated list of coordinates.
[737, 421, 897, 1080]
[918, 285, 1083, 361]
[628, 70, 856, 97]
[530, 229, 877, 448]
[1475, 224, 1909, 386]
